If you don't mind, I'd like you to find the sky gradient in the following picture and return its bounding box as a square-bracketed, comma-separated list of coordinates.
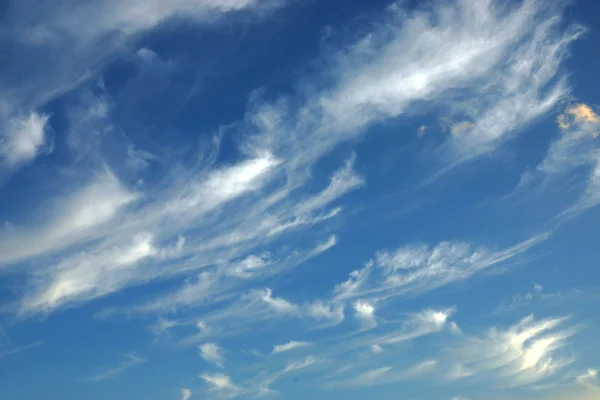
[1, 1, 600, 399]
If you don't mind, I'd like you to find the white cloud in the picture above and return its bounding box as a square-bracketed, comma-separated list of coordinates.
[88, 354, 145, 382]
[310, 235, 338, 256]
[255, 288, 299, 315]
[19, 232, 168, 314]
[509, 103, 600, 219]
[334, 234, 547, 302]
[0, 112, 51, 167]
[0, 169, 138, 265]
[79, 0, 282, 35]
[534, 283, 543, 293]
[371, 344, 383, 354]
[508, 368, 600, 400]
[225, 253, 272, 278]
[199, 342, 225, 368]
[244, 0, 581, 172]
[199, 373, 240, 393]
[0, 0, 285, 124]
[9, 154, 279, 314]
[353, 300, 377, 330]
[303, 301, 346, 327]
[164, 155, 279, 218]
[224, 355, 323, 397]
[0, 340, 44, 359]
[294, 154, 364, 216]
[282, 355, 322, 374]
[378, 308, 455, 345]
[180, 388, 192, 400]
[330, 360, 436, 388]
[272, 341, 312, 354]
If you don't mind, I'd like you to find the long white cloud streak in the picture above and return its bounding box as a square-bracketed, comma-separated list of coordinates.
[329, 360, 437, 388]
[87, 354, 146, 382]
[0, 340, 44, 359]
[446, 315, 577, 388]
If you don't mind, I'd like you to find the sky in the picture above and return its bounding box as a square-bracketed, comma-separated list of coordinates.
[1, 0, 600, 399]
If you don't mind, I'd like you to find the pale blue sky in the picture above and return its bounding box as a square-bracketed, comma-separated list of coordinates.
[1, 1, 600, 400]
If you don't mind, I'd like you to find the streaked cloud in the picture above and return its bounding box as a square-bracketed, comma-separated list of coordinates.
[0, 169, 138, 265]
[272, 341, 312, 354]
[0, 340, 44, 359]
[334, 234, 548, 302]
[329, 360, 436, 388]
[19, 233, 168, 315]
[199, 373, 240, 394]
[87, 354, 146, 382]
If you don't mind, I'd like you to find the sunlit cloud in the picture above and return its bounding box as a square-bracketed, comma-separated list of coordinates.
[446, 315, 577, 387]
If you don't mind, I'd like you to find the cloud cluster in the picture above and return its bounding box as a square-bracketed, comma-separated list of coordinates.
[0, 0, 576, 323]
[0, 1, 595, 399]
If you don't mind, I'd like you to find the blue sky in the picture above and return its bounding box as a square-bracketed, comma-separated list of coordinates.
[1, 0, 600, 399]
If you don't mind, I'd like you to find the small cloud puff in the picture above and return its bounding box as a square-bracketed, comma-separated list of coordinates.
[180, 388, 191, 400]
[0, 111, 51, 167]
[199, 342, 224, 368]
[557, 103, 600, 131]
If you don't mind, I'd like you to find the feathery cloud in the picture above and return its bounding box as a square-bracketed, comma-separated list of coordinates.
[334, 234, 547, 302]
[446, 315, 577, 387]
